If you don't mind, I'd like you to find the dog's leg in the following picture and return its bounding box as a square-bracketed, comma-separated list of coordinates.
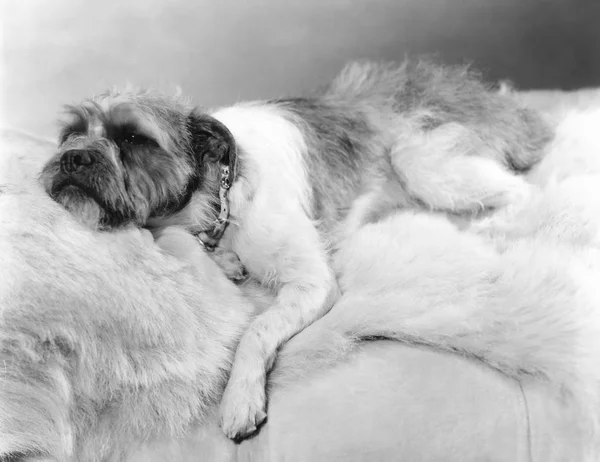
[390, 123, 533, 214]
[218, 223, 339, 440]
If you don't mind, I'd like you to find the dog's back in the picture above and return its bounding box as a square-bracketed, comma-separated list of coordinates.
[326, 60, 552, 170]
[257, 60, 553, 240]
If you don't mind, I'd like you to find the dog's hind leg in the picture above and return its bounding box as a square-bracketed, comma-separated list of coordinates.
[390, 122, 533, 214]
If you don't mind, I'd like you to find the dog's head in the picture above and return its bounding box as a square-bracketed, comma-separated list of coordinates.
[40, 89, 235, 230]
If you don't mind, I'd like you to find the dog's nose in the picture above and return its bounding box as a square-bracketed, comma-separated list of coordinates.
[60, 149, 97, 174]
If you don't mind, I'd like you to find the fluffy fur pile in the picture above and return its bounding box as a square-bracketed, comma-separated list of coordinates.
[2, 100, 600, 460]
[0, 188, 258, 460]
[273, 107, 600, 460]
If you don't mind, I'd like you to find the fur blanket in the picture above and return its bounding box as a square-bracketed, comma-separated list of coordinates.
[2, 90, 600, 461]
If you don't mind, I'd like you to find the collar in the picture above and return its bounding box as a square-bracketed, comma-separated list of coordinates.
[192, 141, 238, 252]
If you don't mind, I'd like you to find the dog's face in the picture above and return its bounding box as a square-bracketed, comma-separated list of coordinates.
[40, 89, 233, 230]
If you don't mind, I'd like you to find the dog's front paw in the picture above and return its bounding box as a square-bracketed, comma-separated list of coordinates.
[212, 248, 249, 282]
[219, 378, 267, 441]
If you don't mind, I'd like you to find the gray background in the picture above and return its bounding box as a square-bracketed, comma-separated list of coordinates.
[2, 0, 600, 138]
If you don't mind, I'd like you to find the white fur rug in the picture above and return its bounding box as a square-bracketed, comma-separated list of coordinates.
[276, 97, 600, 460]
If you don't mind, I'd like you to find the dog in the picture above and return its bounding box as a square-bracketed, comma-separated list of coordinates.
[40, 59, 553, 440]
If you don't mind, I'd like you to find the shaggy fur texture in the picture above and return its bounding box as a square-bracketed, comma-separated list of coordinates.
[39, 59, 552, 439]
[0, 188, 257, 461]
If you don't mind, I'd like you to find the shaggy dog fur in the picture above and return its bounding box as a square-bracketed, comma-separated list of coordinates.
[39, 60, 552, 439]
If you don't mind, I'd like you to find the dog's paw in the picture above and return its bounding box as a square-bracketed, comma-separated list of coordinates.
[476, 177, 534, 213]
[499, 180, 534, 209]
[469, 214, 511, 238]
[471, 182, 540, 238]
[212, 248, 249, 282]
[219, 378, 267, 441]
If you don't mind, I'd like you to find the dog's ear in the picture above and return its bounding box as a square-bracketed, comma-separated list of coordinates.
[185, 111, 238, 250]
[186, 112, 236, 166]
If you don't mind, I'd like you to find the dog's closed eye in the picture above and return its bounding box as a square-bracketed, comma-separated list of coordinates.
[114, 132, 155, 147]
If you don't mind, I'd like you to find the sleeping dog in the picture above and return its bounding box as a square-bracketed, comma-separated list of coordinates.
[40, 59, 552, 440]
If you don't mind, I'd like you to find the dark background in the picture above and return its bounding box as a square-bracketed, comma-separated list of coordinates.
[2, 0, 600, 138]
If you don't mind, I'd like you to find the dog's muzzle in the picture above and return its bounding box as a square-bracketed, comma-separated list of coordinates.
[60, 149, 98, 174]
